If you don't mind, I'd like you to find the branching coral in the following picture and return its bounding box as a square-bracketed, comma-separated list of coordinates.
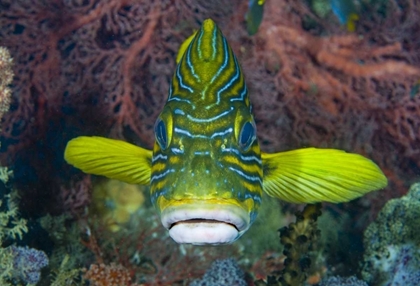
[227, 0, 420, 222]
[0, 0, 241, 215]
[0, 168, 28, 244]
[0, 167, 52, 285]
[77, 203, 243, 285]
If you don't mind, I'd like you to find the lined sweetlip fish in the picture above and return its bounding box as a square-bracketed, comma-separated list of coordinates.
[64, 19, 387, 245]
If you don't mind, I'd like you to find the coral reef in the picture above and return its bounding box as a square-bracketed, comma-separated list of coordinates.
[255, 204, 322, 286]
[365, 243, 420, 286]
[319, 275, 368, 286]
[90, 179, 146, 232]
[83, 263, 135, 286]
[0, 1, 419, 285]
[244, 0, 420, 200]
[60, 175, 92, 216]
[277, 204, 322, 285]
[0, 172, 28, 243]
[362, 182, 420, 285]
[0, 0, 418, 221]
[71, 202, 243, 285]
[0, 0, 241, 215]
[39, 213, 93, 273]
[49, 254, 83, 286]
[0, 47, 12, 121]
[0, 167, 50, 285]
[190, 258, 247, 286]
[8, 245, 49, 284]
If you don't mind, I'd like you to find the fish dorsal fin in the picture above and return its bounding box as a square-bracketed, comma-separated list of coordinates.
[176, 31, 197, 64]
[261, 148, 387, 203]
[64, 136, 152, 185]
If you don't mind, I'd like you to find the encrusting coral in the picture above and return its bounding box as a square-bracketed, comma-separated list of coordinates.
[319, 275, 368, 286]
[83, 263, 136, 286]
[190, 258, 247, 286]
[362, 182, 420, 285]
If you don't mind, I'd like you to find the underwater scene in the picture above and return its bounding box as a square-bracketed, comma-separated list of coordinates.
[0, 0, 419, 285]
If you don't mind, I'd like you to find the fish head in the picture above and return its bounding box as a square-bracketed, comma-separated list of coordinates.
[150, 19, 263, 245]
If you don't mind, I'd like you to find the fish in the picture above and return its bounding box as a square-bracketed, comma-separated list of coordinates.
[64, 18, 387, 245]
[330, 0, 360, 32]
[245, 0, 266, 35]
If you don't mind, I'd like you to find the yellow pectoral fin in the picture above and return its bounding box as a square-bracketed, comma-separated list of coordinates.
[261, 148, 387, 204]
[64, 136, 152, 185]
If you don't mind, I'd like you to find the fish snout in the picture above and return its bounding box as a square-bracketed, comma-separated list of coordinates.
[160, 203, 250, 245]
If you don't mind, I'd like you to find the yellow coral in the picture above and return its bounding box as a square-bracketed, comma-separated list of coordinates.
[91, 179, 145, 232]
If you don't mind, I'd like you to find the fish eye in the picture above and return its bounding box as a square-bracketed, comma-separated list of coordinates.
[154, 118, 168, 150]
[238, 121, 256, 151]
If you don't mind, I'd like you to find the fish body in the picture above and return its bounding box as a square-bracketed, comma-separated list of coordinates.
[152, 19, 262, 243]
[330, 0, 359, 32]
[64, 19, 387, 245]
[245, 0, 266, 35]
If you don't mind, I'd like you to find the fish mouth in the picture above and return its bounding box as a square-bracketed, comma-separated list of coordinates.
[161, 203, 250, 245]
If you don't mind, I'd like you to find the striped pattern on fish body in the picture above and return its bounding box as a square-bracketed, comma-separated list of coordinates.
[151, 19, 262, 225]
[64, 18, 387, 245]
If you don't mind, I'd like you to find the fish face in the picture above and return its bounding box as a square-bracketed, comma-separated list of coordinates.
[150, 19, 263, 244]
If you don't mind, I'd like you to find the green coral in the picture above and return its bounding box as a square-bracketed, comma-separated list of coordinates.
[0, 167, 29, 285]
[50, 255, 83, 286]
[39, 213, 90, 284]
[0, 167, 28, 244]
[0, 191, 28, 244]
[362, 182, 420, 283]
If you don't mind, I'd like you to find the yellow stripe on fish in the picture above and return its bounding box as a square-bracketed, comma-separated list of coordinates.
[64, 19, 387, 245]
